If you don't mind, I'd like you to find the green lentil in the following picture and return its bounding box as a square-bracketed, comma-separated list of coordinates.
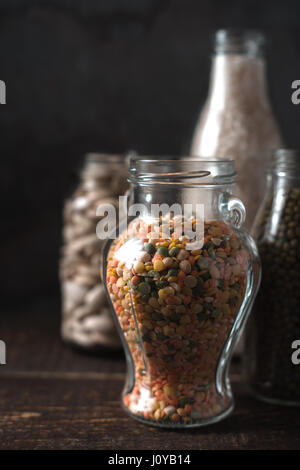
[169, 246, 179, 257]
[157, 246, 169, 257]
[147, 270, 160, 278]
[155, 279, 169, 289]
[167, 268, 179, 277]
[137, 282, 151, 296]
[144, 243, 156, 254]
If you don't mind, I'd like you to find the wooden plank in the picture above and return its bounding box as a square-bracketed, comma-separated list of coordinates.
[1, 309, 300, 450]
[0, 375, 299, 450]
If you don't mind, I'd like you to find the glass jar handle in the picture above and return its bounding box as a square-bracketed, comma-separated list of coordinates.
[219, 193, 246, 229]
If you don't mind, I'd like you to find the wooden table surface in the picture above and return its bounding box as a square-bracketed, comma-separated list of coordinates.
[0, 304, 299, 450]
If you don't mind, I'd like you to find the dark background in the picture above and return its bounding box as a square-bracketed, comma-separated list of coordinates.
[1, 0, 300, 310]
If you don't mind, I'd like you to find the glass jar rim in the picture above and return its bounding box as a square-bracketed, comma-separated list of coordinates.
[129, 158, 236, 187]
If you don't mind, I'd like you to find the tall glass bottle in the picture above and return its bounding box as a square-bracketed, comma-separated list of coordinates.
[246, 149, 300, 405]
[190, 30, 282, 230]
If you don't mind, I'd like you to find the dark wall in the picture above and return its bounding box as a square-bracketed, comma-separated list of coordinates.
[1, 0, 300, 307]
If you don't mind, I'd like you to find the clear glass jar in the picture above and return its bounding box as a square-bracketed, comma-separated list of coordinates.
[246, 149, 300, 405]
[60, 153, 128, 351]
[103, 158, 261, 427]
[190, 29, 282, 230]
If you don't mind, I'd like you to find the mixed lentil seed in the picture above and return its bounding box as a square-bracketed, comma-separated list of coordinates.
[106, 214, 249, 425]
[247, 187, 300, 403]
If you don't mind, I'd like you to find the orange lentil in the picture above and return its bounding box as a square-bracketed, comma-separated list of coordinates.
[131, 275, 139, 286]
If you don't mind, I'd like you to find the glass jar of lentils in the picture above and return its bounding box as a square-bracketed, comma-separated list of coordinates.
[104, 158, 260, 427]
[246, 149, 300, 405]
[60, 153, 128, 351]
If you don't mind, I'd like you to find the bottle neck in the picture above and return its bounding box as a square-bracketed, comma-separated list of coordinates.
[208, 53, 270, 111]
[270, 149, 300, 189]
[271, 172, 300, 191]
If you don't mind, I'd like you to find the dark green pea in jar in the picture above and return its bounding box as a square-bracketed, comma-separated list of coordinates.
[245, 149, 300, 405]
